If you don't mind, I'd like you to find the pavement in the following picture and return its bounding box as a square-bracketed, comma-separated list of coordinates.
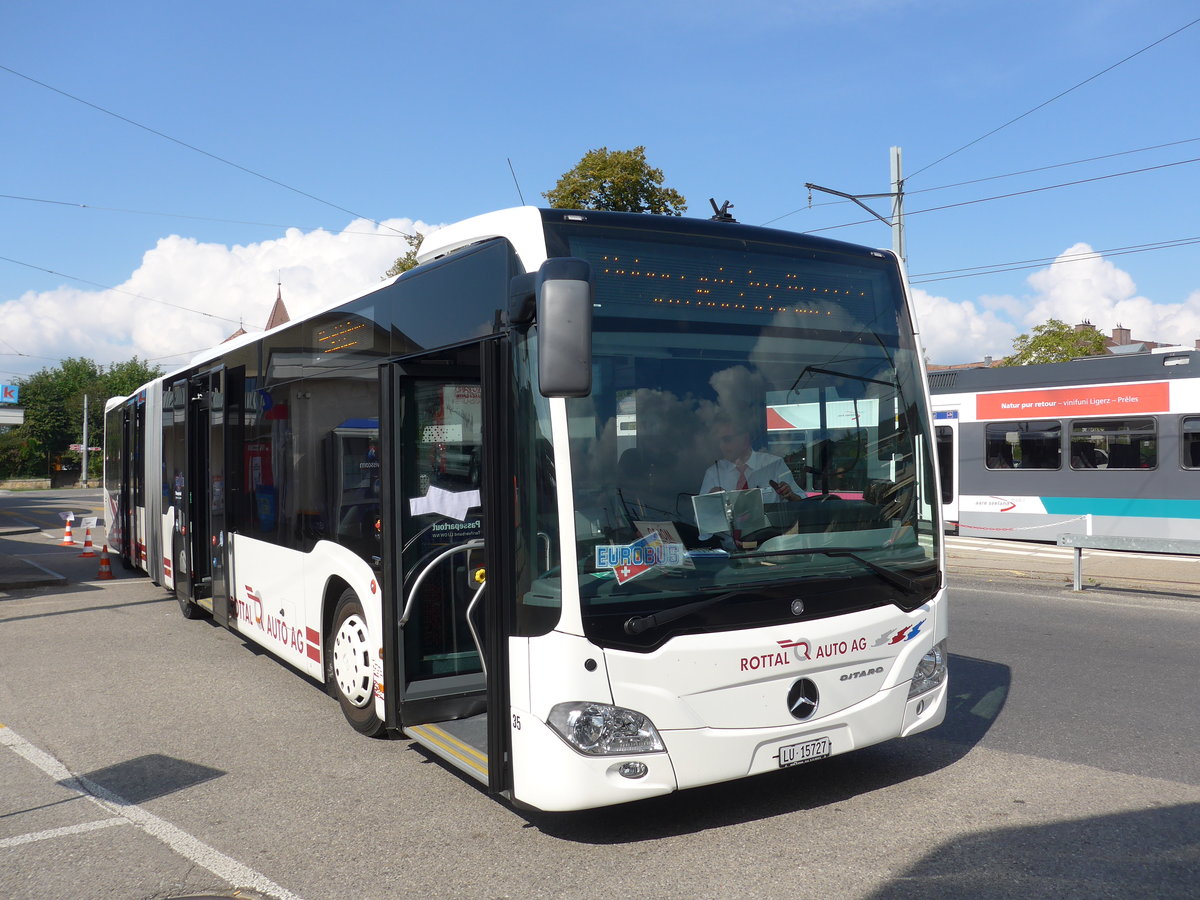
[0, 488, 122, 591]
[0, 520, 68, 588]
[2, 517, 1199, 598]
[0, 519, 125, 591]
[945, 533, 1200, 598]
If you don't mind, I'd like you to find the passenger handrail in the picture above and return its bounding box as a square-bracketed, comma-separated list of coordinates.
[399, 539, 485, 627]
[465, 580, 487, 679]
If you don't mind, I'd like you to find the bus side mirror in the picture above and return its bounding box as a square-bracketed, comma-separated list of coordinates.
[535, 257, 593, 398]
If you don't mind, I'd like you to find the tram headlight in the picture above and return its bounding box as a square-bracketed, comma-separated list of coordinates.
[547, 701, 665, 756]
[908, 639, 948, 699]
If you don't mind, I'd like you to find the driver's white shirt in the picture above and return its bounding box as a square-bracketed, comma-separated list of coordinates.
[699, 450, 800, 500]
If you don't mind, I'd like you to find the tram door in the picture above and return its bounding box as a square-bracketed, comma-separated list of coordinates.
[382, 341, 513, 797]
[933, 409, 959, 531]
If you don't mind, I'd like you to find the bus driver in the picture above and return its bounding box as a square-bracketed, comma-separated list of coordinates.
[700, 415, 804, 502]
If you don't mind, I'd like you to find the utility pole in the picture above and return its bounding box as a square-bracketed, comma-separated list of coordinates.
[889, 146, 906, 266]
[804, 146, 906, 266]
[81, 393, 88, 489]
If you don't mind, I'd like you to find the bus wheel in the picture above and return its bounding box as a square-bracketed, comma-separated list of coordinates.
[177, 590, 204, 620]
[327, 590, 385, 737]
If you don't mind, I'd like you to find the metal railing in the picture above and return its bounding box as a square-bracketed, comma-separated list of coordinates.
[1057, 533, 1200, 591]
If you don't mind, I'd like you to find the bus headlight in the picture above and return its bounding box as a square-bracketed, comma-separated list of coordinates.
[547, 702, 665, 756]
[908, 639, 948, 698]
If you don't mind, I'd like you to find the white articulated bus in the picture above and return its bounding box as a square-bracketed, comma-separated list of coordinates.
[104, 207, 947, 812]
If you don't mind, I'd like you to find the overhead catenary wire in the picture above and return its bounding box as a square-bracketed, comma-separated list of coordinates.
[906, 15, 1200, 181]
[0, 254, 247, 327]
[761, 136, 1200, 226]
[799, 155, 1200, 236]
[0, 63, 417, 241]
[0, 194, 410, 237]
[909, 236, 1200, 285]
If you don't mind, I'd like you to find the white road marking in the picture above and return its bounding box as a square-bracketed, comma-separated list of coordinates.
[0, 724, 303, 900]
[0, 817, 127, 848]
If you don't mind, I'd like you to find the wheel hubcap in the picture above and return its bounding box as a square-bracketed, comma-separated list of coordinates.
[332, 614, 372, 707]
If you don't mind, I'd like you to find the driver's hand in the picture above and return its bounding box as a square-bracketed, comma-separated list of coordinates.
[776, 482, 799, 500]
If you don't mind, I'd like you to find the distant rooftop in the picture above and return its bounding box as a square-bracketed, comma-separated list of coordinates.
[224, 282, 290, 343]
[930, 322, 1200, 371]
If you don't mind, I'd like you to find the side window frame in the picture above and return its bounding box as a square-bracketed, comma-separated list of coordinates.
[1069, 418, 1157, 471]
[1182, 416, 1200, 470]
[984, 420, 1061, 470]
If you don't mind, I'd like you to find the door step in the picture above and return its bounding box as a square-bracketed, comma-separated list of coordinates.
[404, 713, 488, 783]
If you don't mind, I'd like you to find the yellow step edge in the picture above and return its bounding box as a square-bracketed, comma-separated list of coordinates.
[407, 724, 488, 776]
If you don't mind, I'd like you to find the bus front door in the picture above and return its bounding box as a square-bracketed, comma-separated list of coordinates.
[382, 342, 512, 797]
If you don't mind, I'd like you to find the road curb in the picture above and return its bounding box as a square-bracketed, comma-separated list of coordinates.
[0, 557, 68, 590]
[0, 524, 43, 537]
[949, 563, 1200, 600]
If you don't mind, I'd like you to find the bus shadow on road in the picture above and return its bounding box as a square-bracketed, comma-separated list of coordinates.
[526, 653, 1011, 841]
[868, 802, 1200, 898]
[65, 754, 226, 805]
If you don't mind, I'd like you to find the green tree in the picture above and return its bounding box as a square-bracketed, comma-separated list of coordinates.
[543, 146, 686, 215]
[98, 356, 162, 400]
[384, 232, 424, 279]
[18, 358, 100, 471]
[0, 356, 161, 479]
[997, 319, 1108, 366]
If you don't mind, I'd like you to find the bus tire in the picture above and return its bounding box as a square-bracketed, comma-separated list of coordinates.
[177, 590, 204, 620]
[174, 543, 202, 617]
[327, 590, 386, 737]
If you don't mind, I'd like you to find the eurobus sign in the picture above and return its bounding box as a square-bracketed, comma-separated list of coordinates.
[975, 381, 1169, 420]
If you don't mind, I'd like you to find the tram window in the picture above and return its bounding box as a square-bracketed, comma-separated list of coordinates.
[1184, 418, 1200, 470]
[1070, 419, 1156, 470]
[985, 421, 1061, 470]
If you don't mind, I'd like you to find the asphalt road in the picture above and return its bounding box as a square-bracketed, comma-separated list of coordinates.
[0, 500, 1197, 899]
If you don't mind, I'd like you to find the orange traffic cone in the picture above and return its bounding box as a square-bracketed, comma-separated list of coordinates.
[60, 519, 75, 546]
[78, 526, 97, 558]
[96, 545, 115, 580]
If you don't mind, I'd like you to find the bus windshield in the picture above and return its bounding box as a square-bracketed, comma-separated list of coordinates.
[557, 227, 940, 650]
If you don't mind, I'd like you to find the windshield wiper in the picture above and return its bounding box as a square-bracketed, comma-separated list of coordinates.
[623, 589, 742, 636]
[621, 550, 927, 636]
[730, 546, 922, 594]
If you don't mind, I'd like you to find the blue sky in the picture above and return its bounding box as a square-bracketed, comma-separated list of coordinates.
[2, 1, 1199, 379]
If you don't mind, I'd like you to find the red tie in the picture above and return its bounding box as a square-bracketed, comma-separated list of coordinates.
[735, 464, 748, 491]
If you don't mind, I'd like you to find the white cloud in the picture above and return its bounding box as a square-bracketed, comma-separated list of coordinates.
[912, 244, 1200, 364]
[1023, 242, 1140, 328]
[1023, 243, 1200, 347]
[0, 218, 429, 378]
[8, 230, 1198, 381]
[911, 287, 1017, 364]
